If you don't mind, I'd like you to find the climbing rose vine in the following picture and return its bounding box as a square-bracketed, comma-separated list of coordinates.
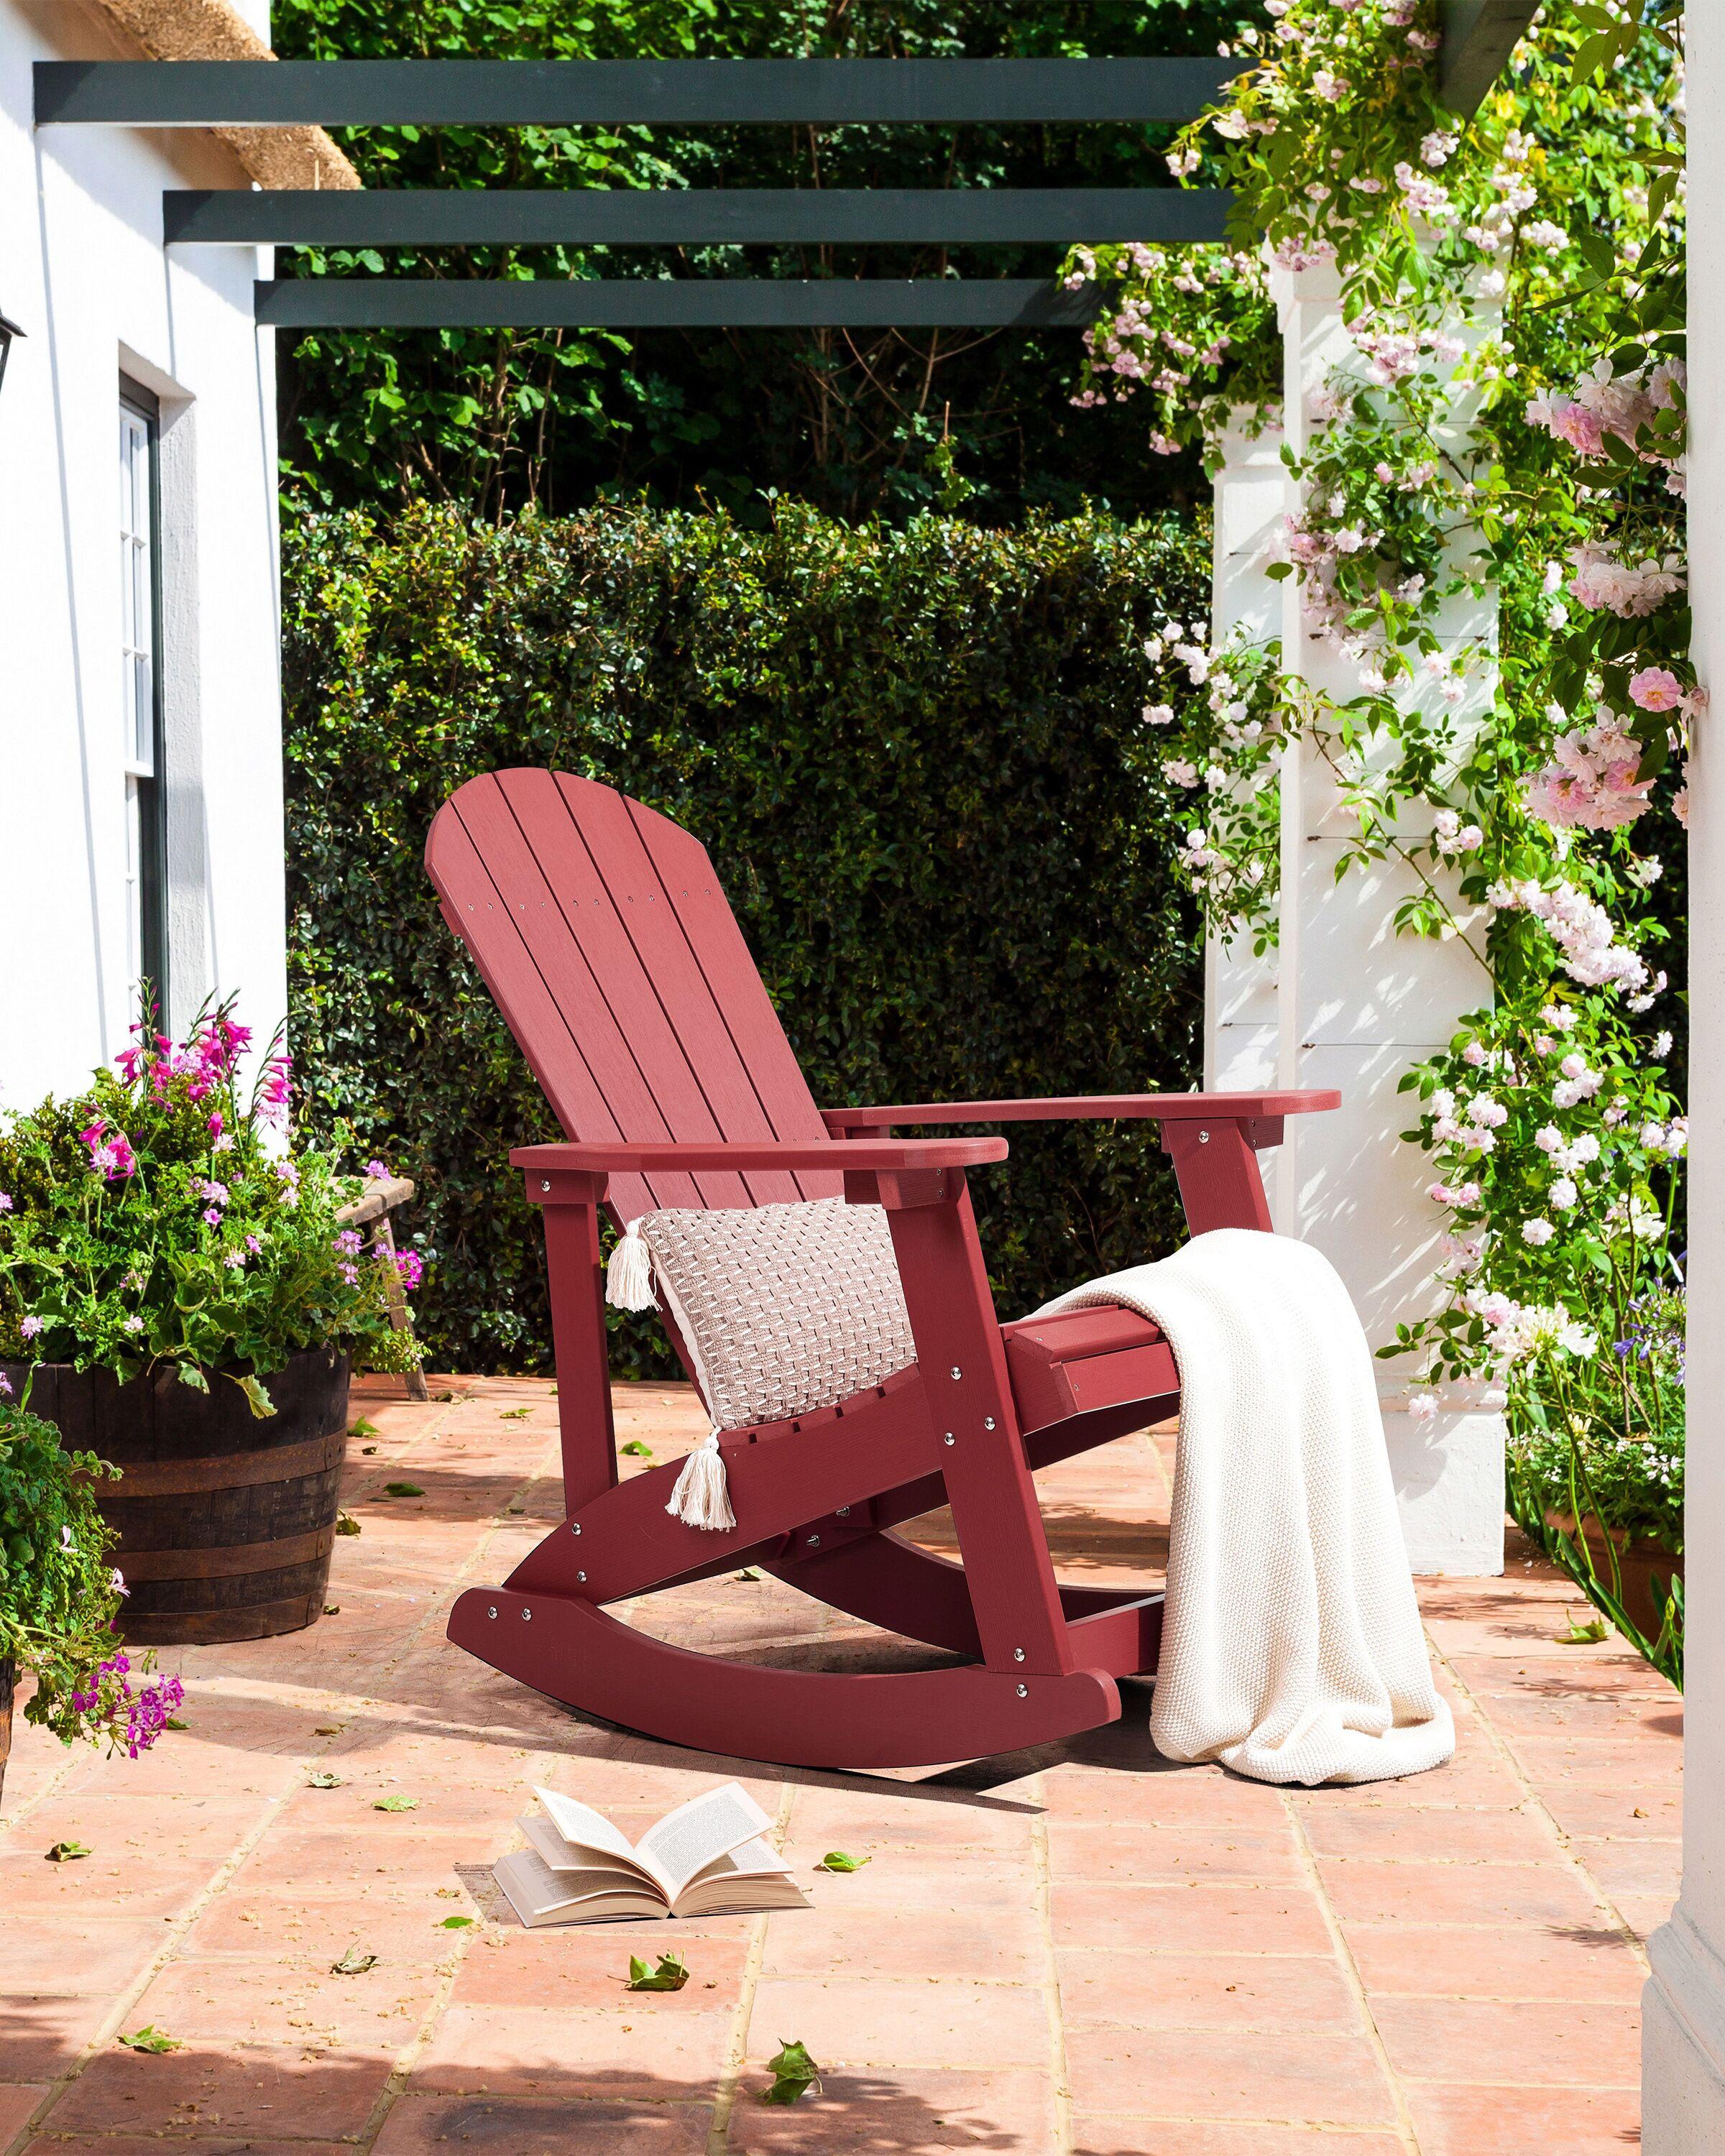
[1070, 0, 1688, 1659]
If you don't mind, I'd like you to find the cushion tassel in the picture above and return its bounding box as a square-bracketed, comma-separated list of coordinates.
[605, 1218, 658, 1311]
[666, 1426, 735, 1532]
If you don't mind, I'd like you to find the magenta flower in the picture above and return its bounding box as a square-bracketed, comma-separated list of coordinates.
[0, 1192, 12, 1212]
[365, 1158, 390, 1181]
[202, 1207, 223, 1227]
[334, 1227, 364, 1257]
[393, 1249, 426, 1292]
[208, 1111, 224, 1139]
[1628, 666, 1685, 712]
[19, 1314, 43, 1340]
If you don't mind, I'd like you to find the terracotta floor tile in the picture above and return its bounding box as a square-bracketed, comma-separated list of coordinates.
[370, 2092, 713, 2153]
[1063, 2026, 1397, 2127]
[1536, 1782, 1685, 1841]
[768, 1853, 1031, 1917]
[0, 1993, 123, 2079]
[1314, 1856, 1608, 1930]
[43, 2042, 397, 2140]
[1346, 1920, 1647, 2001]
[745, 1977, 1049, 2070]
[410, 2002, 731, 2097]
[124, 1955, 440, 2053]
[0, 2086, 45, 2142]
[762, 1902, 1042, 1981]
[1297, 1802, 1556, 1865]
[25, 2139, 359, 2156]
[1615, 1893, 1678, 1943]
[1038, 1766, 1287, 1831]
[1576, 1840, 1683, 1899]
[231, 1825, 492, 1896]
[181, 1893, 465, 1961]
[783, 1788, 1038, 1856]
[731, 2068, 1058, 2151]
[1404, 2080, 1644, 2155]
[1046, 1823, 1302, 1886]
[0, 1918, 163, 1994]
[1057, 1948, 1358, 2035]
[454, 1928, 753, 2007]
[1070, 2125, 1406, 2156]
[1374, 1994, 1642, 2088]
[1049, 1881, 1335, 1958]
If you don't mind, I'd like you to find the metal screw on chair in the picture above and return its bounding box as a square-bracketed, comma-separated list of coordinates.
[576, 1570, 586, 1583]
[571, 1521, 581, 1534]
[836, 1506, 850, 1517]
[522, 1608, 533, 1621]
[487, 1606, 498, 1619]
[542, 1179, 552, 1191]
[949, 1366, 963, 1381]
[1016, 1683, 1029, 1698]
[807, 1534, 821, 1549]
[983, 1416, 996, 1430]
[943, 1432, 956, 1447]
[1197, 1131, 1210, 1145]
[1013, 1648, 1026, 1662]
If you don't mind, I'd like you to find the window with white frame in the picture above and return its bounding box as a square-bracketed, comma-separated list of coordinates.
[120, 382, 166, 1016]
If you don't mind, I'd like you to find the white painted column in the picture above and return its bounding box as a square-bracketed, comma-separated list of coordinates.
[1642, 11, 1725, 2137]
[1206, 264, 1506, 1575]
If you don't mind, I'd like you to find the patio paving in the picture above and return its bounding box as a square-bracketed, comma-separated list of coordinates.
[0, 1376, 1678, 2154]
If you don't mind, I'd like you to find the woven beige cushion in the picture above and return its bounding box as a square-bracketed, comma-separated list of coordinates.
[634, 1197, 918, 1429]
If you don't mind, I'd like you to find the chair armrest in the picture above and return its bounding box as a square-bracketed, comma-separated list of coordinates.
[511, 1135, 1008, 1177]
[822, 1089, 1340, 1131]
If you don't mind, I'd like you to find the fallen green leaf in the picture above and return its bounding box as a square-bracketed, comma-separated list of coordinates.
[499, 1407, 533, 1419]
[361, 1445, 377, 1455]
[1557, 1616, 1609, 1644]
[620, 1439, 653, 1458]
[117, 2024, 182, 2054]
[323, 1604, 341, 1616]
[374, 1795, 418, 1812]
[735, 1567, 761, 1583]
[165, 1717, 189, 1731]
[384, 1482, 424, 1498]
[45, 1840, 91, 1863]
[627, 1951, 691, 1992]
[439, 1915, 476, 1929]
[434, 1390, 457, 1402]
[815, 1851, 870, 1873]
[307, 1771, 344, 1789]
[759, 2037, 822, 2104]
[335, 1511, 362, 1536]
[331, 1944, 377, 1975]
[351, 1416, 382, 1439]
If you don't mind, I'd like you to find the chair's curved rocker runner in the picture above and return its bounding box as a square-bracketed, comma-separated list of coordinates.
[426, 770, 1339, 1770]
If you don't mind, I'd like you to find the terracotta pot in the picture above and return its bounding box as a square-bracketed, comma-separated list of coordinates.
[1545, 1508, 1684, 1641]
[5, 1350, 350, 1646]
[0, 1657, 12, 1809]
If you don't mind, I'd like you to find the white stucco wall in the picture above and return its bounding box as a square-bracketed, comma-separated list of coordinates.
[0, 0, 284, 1109]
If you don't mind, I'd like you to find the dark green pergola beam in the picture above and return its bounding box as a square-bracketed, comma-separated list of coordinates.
[37, 57, 1234, 128]
[254, 276, 1110, 330]
[1437, 0, 1540, 117]
[170, 186, 1233, 247]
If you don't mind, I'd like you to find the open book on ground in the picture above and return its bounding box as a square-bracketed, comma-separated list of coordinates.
[492, 1780, 811, 1927]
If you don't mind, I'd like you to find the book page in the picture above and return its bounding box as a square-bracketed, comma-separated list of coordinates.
[521, 1817, 666, 1900]
[635, 1782, 777, 1900]
[493, 1848, 663, 1927]
[533, 1787, 650, 1874]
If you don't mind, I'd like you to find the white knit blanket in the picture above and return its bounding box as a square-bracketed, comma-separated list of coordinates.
[1031, 1228, 1455, 1786]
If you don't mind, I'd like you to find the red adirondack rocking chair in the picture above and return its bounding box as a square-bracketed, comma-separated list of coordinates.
[426, 769, 1339, 1769]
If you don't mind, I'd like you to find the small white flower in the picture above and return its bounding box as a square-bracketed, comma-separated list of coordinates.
[1407, 1392, 1439, 1422]
[60, 1524, 75, 1551]
[1549, 1177, 1578, 1211]
[1522, 1218, 1555, 1246]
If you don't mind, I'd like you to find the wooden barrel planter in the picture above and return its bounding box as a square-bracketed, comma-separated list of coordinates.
[1545, 1508, 1684, 1643]
[4, 1349, 350, 1646]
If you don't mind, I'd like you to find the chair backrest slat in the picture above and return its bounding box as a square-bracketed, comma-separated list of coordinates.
[427, 769, 842, 1220]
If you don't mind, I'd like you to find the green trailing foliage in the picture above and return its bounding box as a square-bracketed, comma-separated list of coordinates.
[283, 498, 1210, 1374]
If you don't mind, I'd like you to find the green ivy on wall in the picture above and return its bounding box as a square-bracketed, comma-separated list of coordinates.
[282, 499, 1212, 1373]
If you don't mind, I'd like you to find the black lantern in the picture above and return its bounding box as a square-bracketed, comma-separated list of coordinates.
[0, 308, 23, 395]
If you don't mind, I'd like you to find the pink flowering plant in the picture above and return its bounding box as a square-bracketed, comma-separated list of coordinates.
[0, 1383, 180, 1752]
[1066, 4, 1688, 1663]
[0, 1002, 423, 1416]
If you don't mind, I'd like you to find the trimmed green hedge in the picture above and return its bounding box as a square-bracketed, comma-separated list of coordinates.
[282, 500, 1208, 1373]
